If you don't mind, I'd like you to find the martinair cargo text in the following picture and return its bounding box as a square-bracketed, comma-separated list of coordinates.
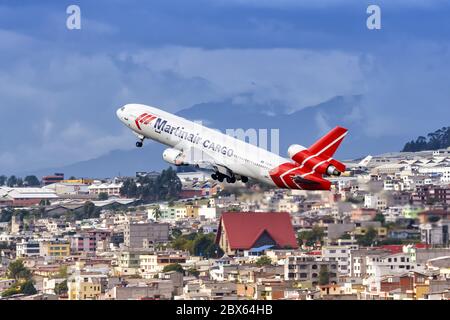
[116, 104, 348, 190]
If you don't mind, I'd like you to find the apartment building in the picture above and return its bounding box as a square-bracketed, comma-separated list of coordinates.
[284, 255, 338, 285]
[16, 239, 40, 258]
[322, 244, 359, 275]
[139, 252, 188, 278]
[68, 274, 107, 300]
[40, 240, 71, 258]
[124, 221, 169, 249]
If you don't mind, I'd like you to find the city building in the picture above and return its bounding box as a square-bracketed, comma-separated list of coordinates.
[124, 221, 170, 249]
[216, 212, 298, 256]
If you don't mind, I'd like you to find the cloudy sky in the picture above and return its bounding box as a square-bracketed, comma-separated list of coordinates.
[1, 0, 450, 174]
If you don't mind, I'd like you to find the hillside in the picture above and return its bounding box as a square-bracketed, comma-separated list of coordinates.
[402, 127, 450, 152]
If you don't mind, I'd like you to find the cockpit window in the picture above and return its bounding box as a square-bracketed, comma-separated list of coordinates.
[120, 107, 125, 111]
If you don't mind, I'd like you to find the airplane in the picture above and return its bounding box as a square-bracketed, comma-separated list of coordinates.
[345, 155, 373, 170]
[116, 104, 349, 190]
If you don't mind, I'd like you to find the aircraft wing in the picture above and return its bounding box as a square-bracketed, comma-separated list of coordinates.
[177, 145, 234, 176]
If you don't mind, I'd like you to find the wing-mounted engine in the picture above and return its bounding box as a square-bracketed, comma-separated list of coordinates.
[162, 148, 188, 166]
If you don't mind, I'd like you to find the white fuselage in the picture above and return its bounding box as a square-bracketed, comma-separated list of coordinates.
[116, 104, 289, 186]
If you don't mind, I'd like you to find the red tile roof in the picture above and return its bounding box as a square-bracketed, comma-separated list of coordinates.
[216, 212, 298, 250]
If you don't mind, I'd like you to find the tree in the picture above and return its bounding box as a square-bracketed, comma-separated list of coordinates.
[374, 213, 385, 225]
[39, 199, 50, 206]
[153, 205, 162, 220]
[356, 227, 378, 247]
[7, 175, 17, 187]
[255, 255, 272, 267]
[83, 201, 97, 218]
[171, 228, 182, 239]
[24, 175, 40, 187]
[54, 280, 68, 295]
[402, 126, 450, 152]
[187, 268, 200, 278]
[297, 225, 325, 247]
[192, 233, 222, 258]
[0, 175, 7, 186]
[319, 265, 330, 286]
[7, 260, 32, 281]
[98, 192, 109, 201]
[162, 263, 184, 273]
[16, 178, 24, 187]
[20, 280, 37, 295]
[1, 286, 20, 297]
[58, 265, 68, 278]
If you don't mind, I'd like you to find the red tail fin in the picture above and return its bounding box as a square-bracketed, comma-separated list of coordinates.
[308, 126, 348, 159]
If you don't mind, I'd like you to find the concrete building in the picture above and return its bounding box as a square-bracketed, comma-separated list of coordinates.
[103, 281, 174, 300]
[124, 221, 170, 249]
[139, 252, 188, 278]
[284, 255, 338, 285]
[420, 220, 450, 246]
[0, 187, 58, 207]
[322, 244, 358, 275]
[16, 239, 40, 258]
[88, 182, 123, 197]
[68, 273, 107, 300]
[40, 240, 71, 258]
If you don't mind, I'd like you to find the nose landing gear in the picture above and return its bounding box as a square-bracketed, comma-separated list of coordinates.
[136, 141, 143, 148]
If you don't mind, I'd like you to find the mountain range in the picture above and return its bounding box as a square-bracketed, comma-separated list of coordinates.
[25, 95, 407, 178]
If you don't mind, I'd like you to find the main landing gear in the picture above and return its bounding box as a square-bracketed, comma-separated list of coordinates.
[211, 172, 248, 184]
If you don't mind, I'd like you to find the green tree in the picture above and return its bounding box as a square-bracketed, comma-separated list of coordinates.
[374, 213, 385, 225]
[171, 228, 182, 239]
[20, 280, 37, 295]
[54, 280, 68, 295]
[255, 255, 272, 267]
[24, 175, 40, 187]
[356, 227, 378, 247]
[98, 192, 109, 201]
[162, 263, 184, 273]
[0, 175, 7, 186]
[83, 201, 97, 219]
[187, 268, 200, 278]
[7, 175, 17, 187]
[192, 233, 222, 258]
[297, 225, 325, 246]
[58, 265, 68, 278]
[1, 286, 20, 297]
[39, 199, 50, 206]
[319, 265, 330, 286]
[7, 260, 32, 281]
[16, 178, 24, 187]
[0, 209, 14, 223]
[153, 205, 162, 220]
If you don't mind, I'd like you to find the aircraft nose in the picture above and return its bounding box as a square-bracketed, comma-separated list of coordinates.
[116, 107, 124, 119]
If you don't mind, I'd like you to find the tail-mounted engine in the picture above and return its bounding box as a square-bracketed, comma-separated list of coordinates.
[287, 143, 345, 176]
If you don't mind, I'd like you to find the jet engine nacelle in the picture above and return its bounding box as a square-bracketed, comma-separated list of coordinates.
[287, 144, 308, 159]
[162, 148, 186, 166]
[288, 144, 342, 176]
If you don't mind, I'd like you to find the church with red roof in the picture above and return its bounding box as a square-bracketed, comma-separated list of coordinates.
[215, 212, 298, 256]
